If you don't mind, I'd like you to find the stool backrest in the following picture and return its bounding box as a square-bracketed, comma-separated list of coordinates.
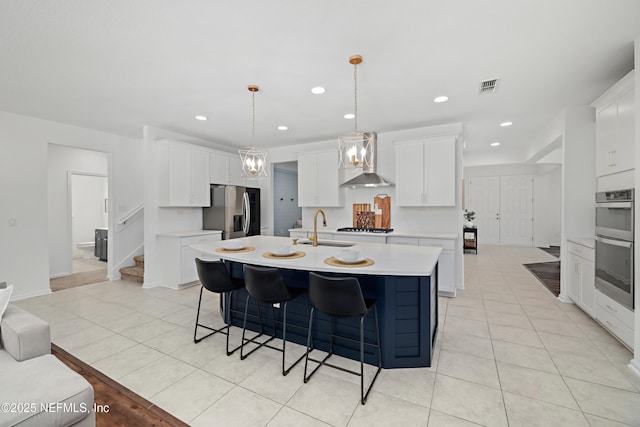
[309, 272, 367, 318]
[195, 258, 241, 293]
[243, 264, 291, 303]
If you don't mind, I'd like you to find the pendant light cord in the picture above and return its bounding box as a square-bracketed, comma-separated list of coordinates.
[354, 63, 358, 133]
[252, 91, 256, 146]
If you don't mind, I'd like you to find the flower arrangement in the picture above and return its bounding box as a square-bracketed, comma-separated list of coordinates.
[464, 209, 476, 222]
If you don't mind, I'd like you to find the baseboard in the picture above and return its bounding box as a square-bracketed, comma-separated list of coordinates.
[49, 271, 72, 279]
[628, 359, 640, 378]
[556, 293, 573, 303]
[11, 288, 53, 301]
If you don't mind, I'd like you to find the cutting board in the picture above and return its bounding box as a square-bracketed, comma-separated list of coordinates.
[356, 211, 375, 228]
[374, 195, 391, 228]
[352, 203, 371, 227]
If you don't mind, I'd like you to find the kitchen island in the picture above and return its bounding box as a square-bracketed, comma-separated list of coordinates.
[191, 235, 440, 368]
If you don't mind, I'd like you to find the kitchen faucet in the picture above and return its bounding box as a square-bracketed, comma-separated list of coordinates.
[310, 209, 327, 247]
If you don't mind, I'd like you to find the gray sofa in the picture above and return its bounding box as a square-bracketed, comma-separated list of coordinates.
[0, 304, 95, 427]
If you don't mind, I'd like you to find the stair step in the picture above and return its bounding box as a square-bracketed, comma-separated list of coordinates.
[134, 255, 145, 268]
[120, 266, 144, 283]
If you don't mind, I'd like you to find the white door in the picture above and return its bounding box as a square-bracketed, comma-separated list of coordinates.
[468, 175, 533, 246]
[499, 175, 533, 246]
[468, 176, 500, 244]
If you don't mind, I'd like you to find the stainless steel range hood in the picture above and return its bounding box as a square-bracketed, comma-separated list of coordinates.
[340, 132, 394, 188]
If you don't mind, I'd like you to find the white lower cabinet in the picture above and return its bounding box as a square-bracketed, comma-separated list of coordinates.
[566, 242, 595, 316]
[387, 236, 456, 295]
[158, 232, 222, 289]
[595, 290, 634, 349]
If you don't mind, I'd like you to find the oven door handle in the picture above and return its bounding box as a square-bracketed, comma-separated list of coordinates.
[596, 202, 633, 209]
[596, 236, 633, 248]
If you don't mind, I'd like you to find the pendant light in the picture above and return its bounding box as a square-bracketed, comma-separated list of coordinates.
[239, 85, 268, 179]
[338, 55, 374, 170]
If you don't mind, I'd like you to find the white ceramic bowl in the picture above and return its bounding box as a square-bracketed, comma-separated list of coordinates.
[339, 249, 360, 262]
[272, 244, 294, 256]
[223, 239, 246, 250]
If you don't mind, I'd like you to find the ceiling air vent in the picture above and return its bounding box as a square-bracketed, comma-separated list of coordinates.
[479, 78, 500, 94]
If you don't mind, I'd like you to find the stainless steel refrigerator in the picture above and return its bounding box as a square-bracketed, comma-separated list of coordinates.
[202, 185, 260, 239]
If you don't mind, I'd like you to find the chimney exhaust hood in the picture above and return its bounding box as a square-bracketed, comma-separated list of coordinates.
[340, 132, 394, 188]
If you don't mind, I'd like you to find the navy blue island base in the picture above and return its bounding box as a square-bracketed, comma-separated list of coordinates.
[224, 261, 439, 369]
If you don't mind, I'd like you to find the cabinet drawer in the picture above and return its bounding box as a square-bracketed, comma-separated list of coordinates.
[419, 238, 455, 250]
[567, 242, 595, 263]
[595, 290, 634, 327]
[595, 303, 634, 348]
[387, 236, 419, 246]
[181, 234, 222, 247]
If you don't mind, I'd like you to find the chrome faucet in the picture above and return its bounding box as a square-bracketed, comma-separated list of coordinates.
[310, 209, 327, 247]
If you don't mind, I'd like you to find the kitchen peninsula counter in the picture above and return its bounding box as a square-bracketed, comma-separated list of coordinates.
[191, 235, 440, 368]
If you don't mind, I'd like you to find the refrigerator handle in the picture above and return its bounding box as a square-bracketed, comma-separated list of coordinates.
[242, 192, 250, 235]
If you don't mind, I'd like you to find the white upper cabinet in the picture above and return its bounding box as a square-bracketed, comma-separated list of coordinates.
[298, 151, 343, 207]
[593, 70, 635, 177]
[210, 151, 246, 186]
[158, 140, 210, 207]
[395, 137, 456, 206]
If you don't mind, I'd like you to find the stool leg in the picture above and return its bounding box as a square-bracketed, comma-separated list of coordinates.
[303, 307, 315, 383]
[193, 286, 204, 343]
[360, 314, 365, 404]
[281, 300, 306, 376]
[224, 290, 242, 356]
[240, 294, 251, 360]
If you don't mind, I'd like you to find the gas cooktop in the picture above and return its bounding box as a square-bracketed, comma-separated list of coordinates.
[336, 227, 394, 233]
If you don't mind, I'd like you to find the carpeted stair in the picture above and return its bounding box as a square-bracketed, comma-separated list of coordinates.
[119, 255, 144, 283]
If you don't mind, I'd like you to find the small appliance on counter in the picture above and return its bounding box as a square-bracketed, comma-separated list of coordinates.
[203, 185, 260, 240]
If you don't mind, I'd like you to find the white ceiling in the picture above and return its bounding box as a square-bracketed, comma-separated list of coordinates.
[1, 1, 638, 156]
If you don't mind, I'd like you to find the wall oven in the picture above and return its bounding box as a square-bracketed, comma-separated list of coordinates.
[594, 189, 634, 310]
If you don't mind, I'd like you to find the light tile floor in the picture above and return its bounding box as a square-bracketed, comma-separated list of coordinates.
[15, 245, 640, 426]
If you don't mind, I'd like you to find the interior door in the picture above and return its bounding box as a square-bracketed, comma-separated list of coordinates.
[499, 175, 533, 246]
[468, 176, 500, 244]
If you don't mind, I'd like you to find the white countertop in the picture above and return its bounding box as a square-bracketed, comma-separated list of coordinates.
[289, 228, 458, 240]
[158, 230, 222, 238]
[566, 237, 595, 249]
[191, 235, 441, 276]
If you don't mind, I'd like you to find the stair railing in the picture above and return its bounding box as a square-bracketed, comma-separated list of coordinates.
[116, 203, 144, 227]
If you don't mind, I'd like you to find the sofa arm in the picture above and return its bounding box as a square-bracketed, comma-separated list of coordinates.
[1, 304, 51, 361]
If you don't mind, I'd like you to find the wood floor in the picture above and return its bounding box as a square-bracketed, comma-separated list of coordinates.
[52, 344, 188, 427]
[523, 261, 560, 296]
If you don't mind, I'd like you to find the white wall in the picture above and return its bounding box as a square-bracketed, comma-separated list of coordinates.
[0, 110, 143, 299]
[47, 145, 108, 276]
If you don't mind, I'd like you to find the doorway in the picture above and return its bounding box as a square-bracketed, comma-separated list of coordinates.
[70, 173, 108, 271]
[468, 175, 534, 246]
[273, 162, 302, 237]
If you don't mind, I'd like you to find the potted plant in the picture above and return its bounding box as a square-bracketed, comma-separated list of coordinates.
[464, 209, 476, 228]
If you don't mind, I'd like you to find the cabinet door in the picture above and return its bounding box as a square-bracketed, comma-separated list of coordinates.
[298, 154, 318, 207]
[168, 143, 191, 206]
[395, 141, 424, 206]
[615, 88, 635, 173]
[315, 151, 342, 207]
[436, 250, 455, 294]
[210, 151, 230, 184]
[228, 155, 245, 186]
[596, 103, 618, 176]
[190, 148, 210, 206]
[581, 259, 595, 317]
[566, 253, 581, 304]
[425, 138, 455, 206]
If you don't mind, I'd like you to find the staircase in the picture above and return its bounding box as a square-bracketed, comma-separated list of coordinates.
[119, 255, 144, 283]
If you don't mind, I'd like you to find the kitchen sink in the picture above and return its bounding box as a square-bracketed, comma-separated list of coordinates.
[297, 239, 355, 247]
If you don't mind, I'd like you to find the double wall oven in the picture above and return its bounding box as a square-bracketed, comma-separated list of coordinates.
[595, 189, 634, 310]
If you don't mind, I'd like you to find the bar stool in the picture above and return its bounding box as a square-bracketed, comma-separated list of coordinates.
[194, 258, 245, 356]
[241, 264, 308, 376]
[304, 272, 382, 405]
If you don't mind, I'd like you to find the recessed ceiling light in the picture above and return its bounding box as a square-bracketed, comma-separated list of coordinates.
[194, 115, 208, 121]
[277, 125, 288, 131]
[311, 87, 326, 95]
[500, 121, 512, 127]
[433, 96, 449, 103]
[491, 142, 501, 147]
[344, 113, 355, 119]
